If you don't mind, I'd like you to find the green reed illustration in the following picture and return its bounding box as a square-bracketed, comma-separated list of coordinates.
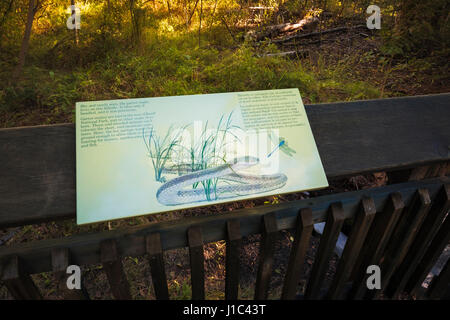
[189, 111, 241, 201]
[143, 125, 186, 183]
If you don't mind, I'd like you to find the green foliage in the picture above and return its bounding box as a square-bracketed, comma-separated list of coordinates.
[1, 0, 446, 127]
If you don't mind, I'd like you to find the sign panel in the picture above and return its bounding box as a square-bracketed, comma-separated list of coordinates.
[76, 88, 328, 224]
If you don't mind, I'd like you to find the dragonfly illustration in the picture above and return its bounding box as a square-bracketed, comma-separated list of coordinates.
[267, 131, 296, 158]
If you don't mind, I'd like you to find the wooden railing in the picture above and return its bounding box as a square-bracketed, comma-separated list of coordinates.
[0, 93, 449, 299]
[0, 177, 448, 299]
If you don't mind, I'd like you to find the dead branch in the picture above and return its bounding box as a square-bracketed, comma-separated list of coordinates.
[272, 24, 367, 43]
[251, 16, 320, 41]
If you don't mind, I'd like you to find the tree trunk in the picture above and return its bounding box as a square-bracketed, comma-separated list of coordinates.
[71, 0, 79, 45]
[13, 0, 38, 81]
[198, 0, 202, 47]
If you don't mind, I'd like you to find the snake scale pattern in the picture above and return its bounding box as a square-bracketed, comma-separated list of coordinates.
[156, 156, 287, 206]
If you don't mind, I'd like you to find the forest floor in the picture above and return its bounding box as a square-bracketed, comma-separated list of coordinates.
[0, 18, 448, 299]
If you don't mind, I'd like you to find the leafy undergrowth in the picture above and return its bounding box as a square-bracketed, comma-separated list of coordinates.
[1, 28, 448, 129]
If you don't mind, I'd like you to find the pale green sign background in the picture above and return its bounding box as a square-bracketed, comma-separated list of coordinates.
[76, 89, 328, 224]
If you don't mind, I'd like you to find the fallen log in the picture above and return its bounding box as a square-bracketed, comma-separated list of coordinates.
[272, 24, 367, 43]
[251, 16, 320, 41]
[260, 50, 309, 58]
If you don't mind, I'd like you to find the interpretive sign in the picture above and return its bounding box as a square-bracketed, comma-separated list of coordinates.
[76, 88, 328, 224]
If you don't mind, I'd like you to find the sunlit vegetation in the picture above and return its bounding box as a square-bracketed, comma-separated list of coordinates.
[0, 0, 448, 127]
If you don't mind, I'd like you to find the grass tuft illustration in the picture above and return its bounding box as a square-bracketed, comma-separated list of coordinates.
[189, 111, 241, 201]
[143, 125, 186, 183]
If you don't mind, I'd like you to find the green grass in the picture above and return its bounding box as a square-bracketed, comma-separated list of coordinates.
[0, 28, 385, 128]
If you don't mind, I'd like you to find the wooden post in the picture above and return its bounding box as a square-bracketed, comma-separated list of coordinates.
[254, 212, 278, 300]
[387, 184, 450, 298]
[281, 208, 314, 300]
[146, 233, 169, 300]
[304, 202, 345, 299]
[100, 239, 132, 299]
[371, 189, 431, 299]
[406, 212, 450, 297]
[52, 248, 89, 299]
[347, 193, 405, 299]
[1, 255, 42, 300]
[326, 197, 376, 300]
[188, 226, 205, 300]
[225, 219, 241, 300]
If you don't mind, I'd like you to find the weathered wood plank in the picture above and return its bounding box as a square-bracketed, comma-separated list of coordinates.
[427, 259, 450, 300]
[0, 178, 447, 276]
[225, 219, 241, 300]
[371, 189, 432, 299]
[386, 184, 450, 298]
[51, 248, 89, 299]
[390, 162, 449, 183]
[100, 239, 132, 300]
[304, 202, 345, 299]
[326, 197, 376, 299]
[146, 233, 169, 300]
[406, 213, 450, 297]
[1, 94, 449, 228]
[1, 255, 42, 299]
[254, 212, 278, 300]
[347, 193, 405, 299]
[188, 226, 205, 300]
[281, 208, 314, 300]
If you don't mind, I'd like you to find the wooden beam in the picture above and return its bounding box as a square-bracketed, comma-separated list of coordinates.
[1, 94, 449, 227]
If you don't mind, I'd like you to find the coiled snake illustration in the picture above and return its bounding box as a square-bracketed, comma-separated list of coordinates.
[156, 156, 287, 206]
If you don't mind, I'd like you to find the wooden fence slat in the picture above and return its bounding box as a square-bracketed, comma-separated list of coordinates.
[347, 193, 405, 299]
[1, 255, 42, 300]
[188, 226, 205, 300]
[146, 233, 169, 300]
[405, 213, 450, 297]
[326, 197, 376, 300]
[100, 239, 132, 300]
[371, 188, 431, 299]
[51, 248, 89, 300]
[427, 259, 450, 300]
[304, 202, 345, 299]
[254, 212, 278, 300]
[387, 184, 450, 298]
[225, 219, 241, 300]
[281, 208, 314, 300]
